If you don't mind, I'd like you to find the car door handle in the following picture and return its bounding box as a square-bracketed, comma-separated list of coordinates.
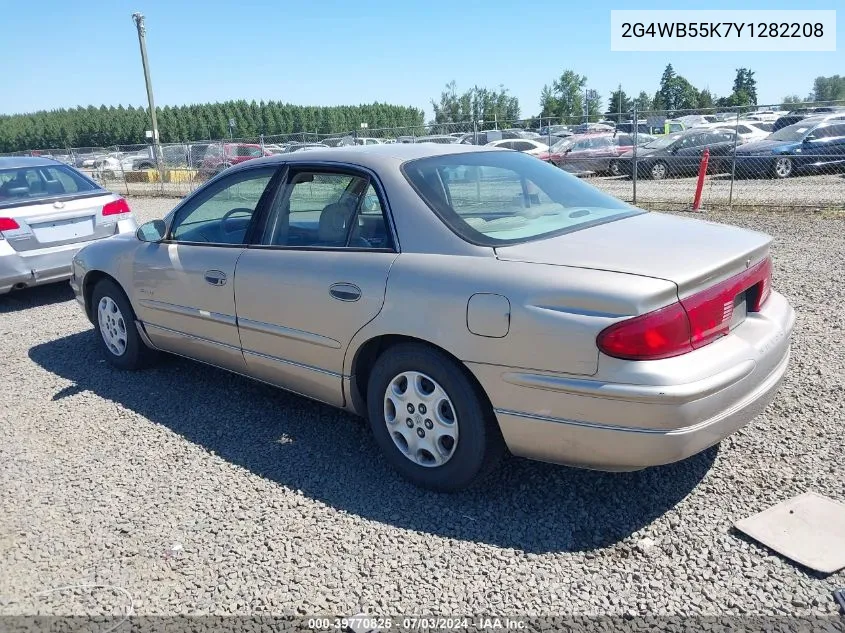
[204, 270, 227, 286]
[329, 282, 361, 302]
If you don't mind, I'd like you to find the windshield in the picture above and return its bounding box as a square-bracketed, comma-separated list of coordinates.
[642, 133, 682, 149]
[401, 151, 640, 246]
[550, 138, 575, 152]
[770, 122, 813, 142]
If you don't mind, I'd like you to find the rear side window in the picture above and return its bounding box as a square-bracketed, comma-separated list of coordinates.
[403, 150, 637, 246]
[0, 164, 99, 205]
[814, 124, 845, 139]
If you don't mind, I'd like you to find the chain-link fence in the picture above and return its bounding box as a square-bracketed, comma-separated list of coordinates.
[4, 101, 845, 210]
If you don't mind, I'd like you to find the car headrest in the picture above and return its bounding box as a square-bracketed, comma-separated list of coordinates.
[318, 203, 354, 244]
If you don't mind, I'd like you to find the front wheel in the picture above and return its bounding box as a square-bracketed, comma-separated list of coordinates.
[92, 279, 158, 370]
[366, 343, 504, 492]
[773, 156, 793, 179]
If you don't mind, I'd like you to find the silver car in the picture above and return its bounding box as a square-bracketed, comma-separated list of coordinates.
[0, 157, 137, 294]
[69, 144, 794, 491]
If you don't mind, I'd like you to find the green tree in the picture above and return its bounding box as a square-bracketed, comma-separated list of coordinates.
[656, 64, 700, 113]
[732, 68, 758, 105]
[811, 75, 845, 102]
[540, 70, 588, 123]
[431, 82, 520, 128]
[606, 88, 633, 122]
[780, 94, 803, 108]
[632, 91, 653, 113]
[698, 88, 714, 110]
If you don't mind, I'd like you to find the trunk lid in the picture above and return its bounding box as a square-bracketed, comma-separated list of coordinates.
[494, 212, 772, 297]
[0, 192, 122, 252]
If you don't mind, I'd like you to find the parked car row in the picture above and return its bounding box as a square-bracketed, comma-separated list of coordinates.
[528, 113, 845, 181]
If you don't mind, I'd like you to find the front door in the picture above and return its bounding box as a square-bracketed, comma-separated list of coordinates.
[132, 165, 278, 372]
[234, 168, 398, 406]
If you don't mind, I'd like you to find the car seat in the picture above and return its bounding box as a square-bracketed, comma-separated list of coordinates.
[317, 203, 371, 247]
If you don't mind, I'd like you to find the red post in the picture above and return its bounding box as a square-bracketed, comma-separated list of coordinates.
[692, 147, 710, 211]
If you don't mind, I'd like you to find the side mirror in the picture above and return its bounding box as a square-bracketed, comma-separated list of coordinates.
[136, 219, 166, 243]
[803, 136, 815, 143]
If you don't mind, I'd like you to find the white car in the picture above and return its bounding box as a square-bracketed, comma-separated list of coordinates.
[354, 137, 384, 146]
[695, 121, 772, 143]
[0, 157, 137, 293]
[485, 138, 549, 156]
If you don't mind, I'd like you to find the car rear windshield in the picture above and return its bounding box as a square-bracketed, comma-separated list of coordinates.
[0, 164, 100, 207]
[401, 150, 640, 246]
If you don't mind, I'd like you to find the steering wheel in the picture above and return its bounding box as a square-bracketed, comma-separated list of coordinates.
[221, 207, 253, 233]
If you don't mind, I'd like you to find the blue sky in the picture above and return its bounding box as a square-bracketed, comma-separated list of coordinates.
[1, 0, 840, 119]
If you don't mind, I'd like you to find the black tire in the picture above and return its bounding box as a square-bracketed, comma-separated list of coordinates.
[91, 279, 158, 370]
[608, 160, 621, 177]
[366, 343, 505, 492]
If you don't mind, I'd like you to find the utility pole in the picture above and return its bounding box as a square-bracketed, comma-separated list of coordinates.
[618, 83, 622, 122]
[132, 12, 163, 187]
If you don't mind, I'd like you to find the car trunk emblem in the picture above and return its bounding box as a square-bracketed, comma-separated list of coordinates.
[53, 201, 65, 209]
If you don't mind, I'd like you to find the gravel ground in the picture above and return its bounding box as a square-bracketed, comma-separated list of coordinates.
[0, 197, 843, 619]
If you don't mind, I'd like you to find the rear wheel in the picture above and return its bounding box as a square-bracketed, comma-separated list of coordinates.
[773, 156, 793, 179]
[92, 279, 158, 370]
[366, 343, 504, 492]
[649, 160, 668, 180]
[608, 160, 621, 177]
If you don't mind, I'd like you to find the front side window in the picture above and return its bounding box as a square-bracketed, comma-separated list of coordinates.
[170, 167, 275, 244]
[262, 170, 392, 249]
[402, 151, 638, 246]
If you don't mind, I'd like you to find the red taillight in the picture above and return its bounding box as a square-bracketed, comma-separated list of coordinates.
[102, 198, 131, 216]
[0, 218, 20, 231]
[598, 257, 774, 360]
[597, 302, 693, 360]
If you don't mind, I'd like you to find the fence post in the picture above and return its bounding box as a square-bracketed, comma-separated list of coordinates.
[632, 105, 638, 206]
[728, 109, 740, 209]
[260, 134, 265, 154]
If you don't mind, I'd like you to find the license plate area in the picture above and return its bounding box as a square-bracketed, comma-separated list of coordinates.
[729, 292, 748, 330]
[31, 216, 94, 244]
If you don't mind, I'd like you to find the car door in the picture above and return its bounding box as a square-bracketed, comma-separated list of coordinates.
[672, 133, 708, 174]
[803, 123, 845, 169]
[132, 165, 279, 373]
[703, 131, 738, 173]
[234, 166, 399, 407]
[561, 138, 589, 172]
[582, 136, 613, 172]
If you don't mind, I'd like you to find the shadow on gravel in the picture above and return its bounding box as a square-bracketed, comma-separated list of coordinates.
[30, 330, 715, 554]
[0, 283, 74, 313]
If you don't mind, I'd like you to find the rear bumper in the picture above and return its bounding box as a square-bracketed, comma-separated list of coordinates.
[468, 291, 795, 471]
[0, 220, 136, 294]
[0, 240, 82, 293]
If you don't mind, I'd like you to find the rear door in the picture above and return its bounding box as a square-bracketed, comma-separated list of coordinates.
[132, 165, 279, 373]
[804, 123, 845, 168]
[0, 164, 123, 253]
[234, 165, 398, 407]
